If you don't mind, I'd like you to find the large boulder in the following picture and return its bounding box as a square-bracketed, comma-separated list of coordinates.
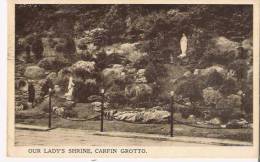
[209, 36, 240, 58]
[24, 66, 46, 79]
[102, 64, 125, 86]
[113, 109, 170, 123]
[71, 61, 96, 74]
[37, 57, 70, 70]
[113, 111, 139, 122]
[202, 87, 223, 106]
[142, 109, 170, 123]
[38, 57, 56, 69]
[194, 65, 227, 77]
[104, 42, 147, 64]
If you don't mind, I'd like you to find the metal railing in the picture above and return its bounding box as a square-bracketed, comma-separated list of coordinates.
[45, 89, 249, 137]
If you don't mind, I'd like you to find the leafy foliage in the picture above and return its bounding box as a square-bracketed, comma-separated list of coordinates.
[219, 79, 239, 96]
[228, 59, 249, 81]
[175, 77, 204, 102]
[31, 35, 44, 60]
[206, 70, 224, 87]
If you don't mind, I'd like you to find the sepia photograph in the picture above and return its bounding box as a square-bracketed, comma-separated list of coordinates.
[7, 0, 259, 158]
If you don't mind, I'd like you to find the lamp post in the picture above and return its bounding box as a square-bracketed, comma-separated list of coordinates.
[170, 91, 174, 137]
[48, 88, 52, 129]
[100, 88, 105, 132]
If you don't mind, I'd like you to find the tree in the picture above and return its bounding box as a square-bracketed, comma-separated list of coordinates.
[31, 35, 44, 60]
[100, 5, 127, 43]
[63, 35, 76, 56]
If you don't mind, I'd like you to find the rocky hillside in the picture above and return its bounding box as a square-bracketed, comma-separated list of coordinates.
[15, 4, 253, 127]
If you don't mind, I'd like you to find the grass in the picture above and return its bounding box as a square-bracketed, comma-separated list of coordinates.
[16, 115, 252, 142]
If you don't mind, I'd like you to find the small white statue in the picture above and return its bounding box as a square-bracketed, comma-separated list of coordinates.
[178, 33, 188, 59]
[65, 76, 75, 101]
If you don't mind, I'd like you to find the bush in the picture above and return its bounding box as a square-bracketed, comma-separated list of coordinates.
[24, 66, 45, 79]
[219, 79, 239, 96]
[125, 83, 153, 105]
[107, 90, 127, 106]
[212, 108, 233, 123]
[206, 70, 224, 87]
[202, 87, 223, 106]
[73, 79, 99, 102]
[228, 59, 249, 81]
[175, 77, 204, 103]
[145, 62, 167, 83]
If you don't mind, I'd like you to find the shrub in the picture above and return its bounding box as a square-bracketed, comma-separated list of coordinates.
[212, 108, 233, 123]
[73, 79, 99, 102]
[133, 55, 149, 69]
[71, 61, 96, 77]
[228, 59, 249, 81]
[145, 62, 167, 83]
[125, 83, 153, 106]
[219, 79, 239, 96]
[202, 87, 223, 106]
[107, 90, 127, 106]
[175, 77, 204, 103]
[206, 70, 224, 87]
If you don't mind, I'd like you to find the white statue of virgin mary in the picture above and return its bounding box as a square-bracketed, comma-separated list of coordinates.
[178, 33, 188, 59]
[65, 75, 75, 101]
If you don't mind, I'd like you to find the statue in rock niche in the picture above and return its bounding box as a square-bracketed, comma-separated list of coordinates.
[64, 74, 75, 101]
[178, 33, 188, 59]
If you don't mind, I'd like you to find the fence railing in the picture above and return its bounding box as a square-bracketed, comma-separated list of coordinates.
[40, 89, 249, 137]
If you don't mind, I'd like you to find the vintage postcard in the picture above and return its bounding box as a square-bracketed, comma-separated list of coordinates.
[7, 0, 259, 158]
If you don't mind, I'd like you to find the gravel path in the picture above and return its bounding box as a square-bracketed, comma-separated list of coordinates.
[15, 128, 210, 146]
